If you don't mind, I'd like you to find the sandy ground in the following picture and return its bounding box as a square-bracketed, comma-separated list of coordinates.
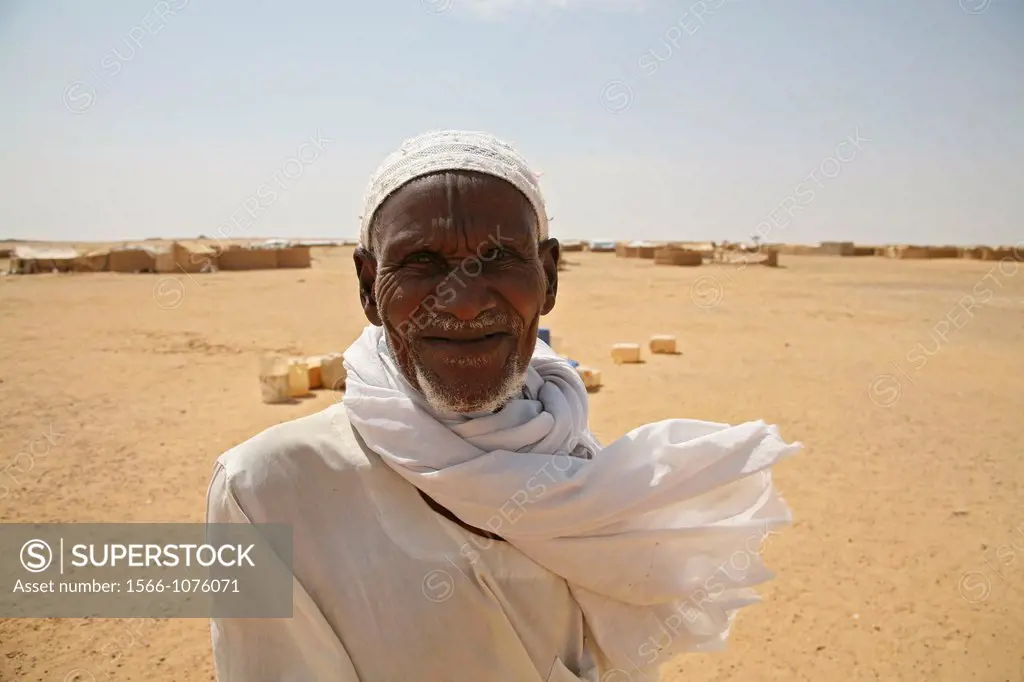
[1, 248, 1022, 681]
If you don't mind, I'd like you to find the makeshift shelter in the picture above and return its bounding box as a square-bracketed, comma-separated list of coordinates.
[108, 246, 158, 273]
[293, 239, 345, 247]
[9, 246, 80, 274]
[217, 246, 278, 271]
[71, 250, 109, 272]
[674, 242, 715, 259]
[560, 241, 585, 252]
[587, 241, 616, 252]
[653, 247, 702, 266]
[276, 246, 312, 269]
[154, 246, 175, 273]
[926, 246, 961, 259]
[977, 246, 1022, 261]
[776, 244, 821, 255]
[716, 249, 779, 267]
[818, 241, 856, 256]
[176, 241, 218, 273]
[260, 238, 292, 248]
[685, 241, 716, 251]
[153, 242, 218, 274]
[889, 245, 960, 260]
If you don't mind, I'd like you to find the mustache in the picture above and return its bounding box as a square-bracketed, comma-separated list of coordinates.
[413, 310, 524, 336]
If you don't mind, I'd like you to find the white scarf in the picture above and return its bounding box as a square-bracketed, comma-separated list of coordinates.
[342, 324, 798, 675]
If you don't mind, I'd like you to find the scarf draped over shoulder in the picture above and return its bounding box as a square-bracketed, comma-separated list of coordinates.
[342, 324, 798, 673]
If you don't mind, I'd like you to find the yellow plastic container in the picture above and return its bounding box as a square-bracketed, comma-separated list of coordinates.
[287, 359, 311, 397]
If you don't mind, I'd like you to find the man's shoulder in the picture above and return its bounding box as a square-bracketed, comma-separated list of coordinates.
[215, 404, 368, 501]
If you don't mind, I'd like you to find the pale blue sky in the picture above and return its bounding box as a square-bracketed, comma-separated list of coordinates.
[1, 0, 1021, 245]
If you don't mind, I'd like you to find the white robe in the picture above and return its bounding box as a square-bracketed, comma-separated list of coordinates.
[206, 403, 648, 682]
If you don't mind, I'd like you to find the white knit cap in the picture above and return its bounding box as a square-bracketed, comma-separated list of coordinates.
[358, 130, 549, 247]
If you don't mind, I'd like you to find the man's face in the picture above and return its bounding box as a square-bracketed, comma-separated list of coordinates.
[354, 171, 560, 414]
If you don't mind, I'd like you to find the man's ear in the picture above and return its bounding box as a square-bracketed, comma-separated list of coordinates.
[538, 238, 559, 315]
[353, 246, 382, 326]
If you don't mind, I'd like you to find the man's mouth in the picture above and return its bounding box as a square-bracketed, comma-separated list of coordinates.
[420, 331, 514, 346]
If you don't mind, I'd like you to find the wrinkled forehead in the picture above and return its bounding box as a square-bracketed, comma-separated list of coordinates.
[373, 171, 540, 255]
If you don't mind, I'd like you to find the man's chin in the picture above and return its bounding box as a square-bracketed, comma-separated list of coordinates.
[414, 363, 527, 415]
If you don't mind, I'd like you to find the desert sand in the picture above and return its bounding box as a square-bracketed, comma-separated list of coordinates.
[1, 247, 1022, 681]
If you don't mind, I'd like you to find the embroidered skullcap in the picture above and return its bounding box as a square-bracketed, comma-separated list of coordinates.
[358, 130, 549, 247]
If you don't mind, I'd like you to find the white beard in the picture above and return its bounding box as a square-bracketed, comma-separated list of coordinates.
[383, 310, 529, 415]
[414, 357, 527, 415]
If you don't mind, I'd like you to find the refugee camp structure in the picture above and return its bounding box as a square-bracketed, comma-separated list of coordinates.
[818, 241, 856, 256]
[153, 242, 219, 273]
[960, 246, 1022, 261]
[216, 246, 279, 271]
[775, 244, 821, 255]
[8, 246, 80, 274]
[616, 241, 665, 258]
[4, 241, 301, 275]
[276, 246, 312, 268]
[72, 251, 109, 272]
[108, 246, 159, 273]
[883, 245, 962, 260]
[653, 247, 702, 266]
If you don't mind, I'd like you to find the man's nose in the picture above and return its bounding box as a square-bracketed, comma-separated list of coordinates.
[439, 270, 497, 322]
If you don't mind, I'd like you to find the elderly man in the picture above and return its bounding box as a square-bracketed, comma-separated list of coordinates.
[207, 130, 798, 681]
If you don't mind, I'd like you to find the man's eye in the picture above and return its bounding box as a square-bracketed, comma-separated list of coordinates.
[484, 247, 509, 260]
[406, 252, 435, 264]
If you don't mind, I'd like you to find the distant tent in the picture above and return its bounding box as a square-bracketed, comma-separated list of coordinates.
[71, 250, 109, 272]
[154, 246, 176, 273]
[276, 246, 312, 268]
[889, 245, 961, 260]
[818, 241, 856, 256]
[154, 242, 218, 274]
[177, 241, 218, 272]
[108, 246, 159, 273]
[217, 246, 278, 270]
[678, 242, 716, 258]
[253, 240, 313, 269]
[9, 246, 80, 274]
[290, 239, 345, 247]
[654, 247, 702, 266]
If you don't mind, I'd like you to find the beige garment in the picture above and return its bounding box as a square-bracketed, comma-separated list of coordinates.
[207, 403, 649, 682]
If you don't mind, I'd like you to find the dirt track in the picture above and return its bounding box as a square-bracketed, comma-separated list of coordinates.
[1, 248, 1022, 681]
